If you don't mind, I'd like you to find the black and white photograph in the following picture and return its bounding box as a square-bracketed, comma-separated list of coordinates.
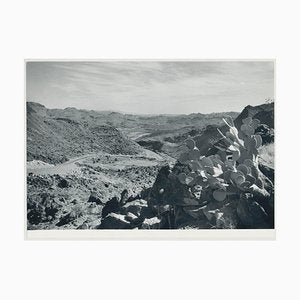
[4, 0, 300, 299]
[26, 60, 275, 233]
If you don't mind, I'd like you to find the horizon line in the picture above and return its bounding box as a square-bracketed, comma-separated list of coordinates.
[26, 100, 243, 116]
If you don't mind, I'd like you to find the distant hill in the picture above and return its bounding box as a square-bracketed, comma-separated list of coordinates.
[234, 103, 274, 129]
[179, 102, 275, 157]
[135, 102, 274, 158]
[27, 102, 143, 164]
[41, 103, 238, 140]
[27, 102, 240, 164]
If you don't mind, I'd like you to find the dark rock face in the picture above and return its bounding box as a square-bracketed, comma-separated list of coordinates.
[101, 197, 122, 219]
[58, 178, 69, 188]
[27, 209, 43, 225]
[193, 125, 223, 155]
[259, 164, 274, 183]
[254, 110, 274, 128]
[148, 165, 189, 207]
[234, 103, 274, 129]
[237, 194, 270, 229]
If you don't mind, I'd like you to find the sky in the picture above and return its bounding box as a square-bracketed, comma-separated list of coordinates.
[26, 61, 274, 114]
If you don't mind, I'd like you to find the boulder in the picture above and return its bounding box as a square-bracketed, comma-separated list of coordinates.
[98, 213, 132, 229]
[237, 194, 270, 229]
[141, 217, 162, 229]
[125, 212, 139, 223]
[101, 196, 121, 218]
[27, 209, 42, 225]
[121, 199, 148, 216]
[148, 165, 187, 207]
[58, 178, 69, 188]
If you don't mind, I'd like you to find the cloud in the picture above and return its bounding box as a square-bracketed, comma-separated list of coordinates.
[26, 61, 274, 114]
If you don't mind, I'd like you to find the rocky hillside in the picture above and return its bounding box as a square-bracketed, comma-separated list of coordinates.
[155, 102, 275, 158]
[27, 102, 143, 164]
[234, 102, 274, 129]
[26, 101, 274, 230]
[27, 102, 239, 164]
[27, 151, 174, 230]
[93, 105, 275, 230]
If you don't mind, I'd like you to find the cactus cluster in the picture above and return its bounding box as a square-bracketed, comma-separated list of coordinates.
[169, 116, 269, 220]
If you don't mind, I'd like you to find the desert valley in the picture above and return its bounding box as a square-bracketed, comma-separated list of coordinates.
[26, 101, 274, 230]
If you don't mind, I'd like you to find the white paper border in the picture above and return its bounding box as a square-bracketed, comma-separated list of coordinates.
[25, 229, 275, 240]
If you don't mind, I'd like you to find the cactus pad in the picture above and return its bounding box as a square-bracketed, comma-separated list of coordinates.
[188, 149, 201, 161]
[213, 190, 227, 202]
[242, 117, 252, 125]
[237, 164, 250, 176]
[186, 138, 195, 149]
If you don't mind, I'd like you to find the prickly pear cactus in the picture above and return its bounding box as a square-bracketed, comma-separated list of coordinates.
[168, 116, 271, 226]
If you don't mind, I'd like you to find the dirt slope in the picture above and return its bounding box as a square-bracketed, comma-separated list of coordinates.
[27, 102, 143, 164]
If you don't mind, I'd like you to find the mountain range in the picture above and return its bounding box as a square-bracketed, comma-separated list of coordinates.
[27, 102, 240, 164]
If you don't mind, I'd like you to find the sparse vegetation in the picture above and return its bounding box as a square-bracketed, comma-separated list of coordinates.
[27, 102, 274, 230]
[146, 115, 274, 229]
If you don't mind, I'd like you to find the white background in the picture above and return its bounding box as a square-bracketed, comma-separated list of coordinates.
[0, 0, 299, 299]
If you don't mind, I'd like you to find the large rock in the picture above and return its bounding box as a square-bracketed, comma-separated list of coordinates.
[234, 103, 274, 129]
[121, 199, 148, 216]
[141, 217, 162, 229]
[101, 196, 121, 218]
[98, 213, 132, 229]
[148, 165, 186, 206]
[237, 194, 271, 229]
[125, 212, 139, 223]
[58, 178, 69, 188]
